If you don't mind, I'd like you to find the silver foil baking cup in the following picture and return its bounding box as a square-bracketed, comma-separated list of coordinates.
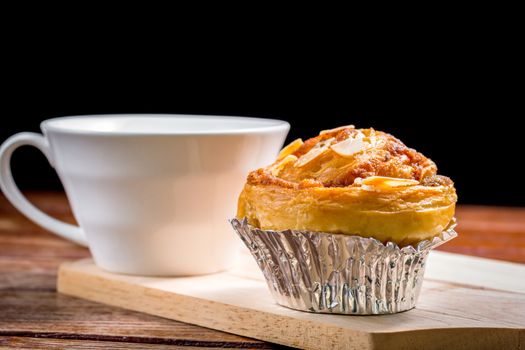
[231, 218, 457, 315]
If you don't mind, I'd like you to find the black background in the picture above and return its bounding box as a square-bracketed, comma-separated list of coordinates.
[2, 84, 522, 207]
[2, 27, 523, 206]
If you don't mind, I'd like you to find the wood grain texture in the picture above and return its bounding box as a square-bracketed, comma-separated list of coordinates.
[439, 205, 525, 263]
[0, 337, 269, 349]
[1, 192, 525, 349]
[57, 258, 525, 350]
[0, 291, 272, 346]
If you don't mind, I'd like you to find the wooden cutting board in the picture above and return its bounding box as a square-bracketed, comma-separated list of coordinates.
[58, 250, 525, 350]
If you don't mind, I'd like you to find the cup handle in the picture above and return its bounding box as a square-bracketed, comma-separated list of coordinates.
[0, 132, 87, 246]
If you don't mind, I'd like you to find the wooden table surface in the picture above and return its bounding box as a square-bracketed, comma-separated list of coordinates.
[1, 192, 524, 349]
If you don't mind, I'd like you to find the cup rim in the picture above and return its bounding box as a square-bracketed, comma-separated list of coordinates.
[41, 114, 290, 136]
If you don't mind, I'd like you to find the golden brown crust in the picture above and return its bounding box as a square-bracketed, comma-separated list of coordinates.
[238, 126, 457, 245]
[249, 128, 438, 188]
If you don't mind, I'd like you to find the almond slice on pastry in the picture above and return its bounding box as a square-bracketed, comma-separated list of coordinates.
[270, 155, 298, 176]
[330, 132, 369, 157]
[295, 138, 334, 167]
[362, 176, 419, 191]
[277, 138, 303, 160]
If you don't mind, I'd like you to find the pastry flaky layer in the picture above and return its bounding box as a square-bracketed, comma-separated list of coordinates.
[237, 125, 457, 245]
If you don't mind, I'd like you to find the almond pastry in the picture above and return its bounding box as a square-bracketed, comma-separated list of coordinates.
[237, 126, 457, 245]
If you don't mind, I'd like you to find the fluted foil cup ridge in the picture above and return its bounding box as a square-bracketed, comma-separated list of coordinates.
[230, 218, 457, 315]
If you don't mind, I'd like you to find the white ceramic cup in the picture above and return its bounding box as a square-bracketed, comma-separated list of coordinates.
[0, 115, 289, 276]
